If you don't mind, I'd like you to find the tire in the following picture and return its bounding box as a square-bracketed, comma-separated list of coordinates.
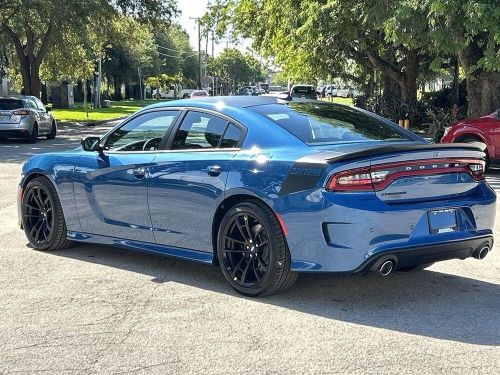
[398, 262, 434, 272]
[459, 137, 490, 170]
[47, 121, 57, 140]
[27, 123, 38, 143]
[217, 200, 297, 296]
[21, 176, 73, 251]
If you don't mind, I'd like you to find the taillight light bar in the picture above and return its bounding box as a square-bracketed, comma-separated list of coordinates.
[12, 109, 30, 116]
[326, 158, 485, 192]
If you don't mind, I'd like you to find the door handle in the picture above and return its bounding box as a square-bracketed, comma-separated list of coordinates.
[133, 167, 147, 179]
[207, 165, 222, 176]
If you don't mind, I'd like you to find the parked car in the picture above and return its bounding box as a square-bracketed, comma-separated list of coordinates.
[18, 96, 495, 296]
[441, 109, 500, 169]
[153, 85, 196, 99]
[236, 86, 259, 96]
[336, 88, 351, 98]
[290, 84, 316, 99]
[0, 96, 57, 143]
[190, 90, 209, 99]
[323, 85, 337, 97]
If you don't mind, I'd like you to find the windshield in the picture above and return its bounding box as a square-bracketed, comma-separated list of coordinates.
[0, 99, 24, 110]
[250, 102, 410, 145]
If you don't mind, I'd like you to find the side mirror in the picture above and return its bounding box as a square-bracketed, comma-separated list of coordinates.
[45, 104, 52, 112]
[81, 136, 102, 152]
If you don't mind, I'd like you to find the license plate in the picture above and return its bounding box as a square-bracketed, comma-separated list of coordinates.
[428, 209, 458, 234]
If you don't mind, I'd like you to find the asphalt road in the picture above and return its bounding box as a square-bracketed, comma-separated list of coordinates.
[0, 123, 499, 374]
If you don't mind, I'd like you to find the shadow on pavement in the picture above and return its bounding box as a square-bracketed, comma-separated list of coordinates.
[49, 242, 500, 346]
[0, 123, 115, 164]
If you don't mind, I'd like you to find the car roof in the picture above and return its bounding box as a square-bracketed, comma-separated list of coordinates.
[146, 95, 290, 109]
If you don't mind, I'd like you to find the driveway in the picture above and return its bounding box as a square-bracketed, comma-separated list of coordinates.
[0, 123, 499, 374]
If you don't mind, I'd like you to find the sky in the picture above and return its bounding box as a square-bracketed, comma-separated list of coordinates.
[176, 0, 251, 56]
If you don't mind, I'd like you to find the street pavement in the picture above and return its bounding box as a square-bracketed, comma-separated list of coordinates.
[0, 123, 499, 374]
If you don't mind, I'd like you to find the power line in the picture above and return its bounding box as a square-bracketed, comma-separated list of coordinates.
[156, 45, 193, 54]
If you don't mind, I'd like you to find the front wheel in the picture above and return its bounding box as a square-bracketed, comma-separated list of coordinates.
[217, 201, 297, 296]
[21, 176, 73, 250]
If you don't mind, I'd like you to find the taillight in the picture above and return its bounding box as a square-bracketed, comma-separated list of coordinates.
[12, 109, 30, 116]
[326, 158, 485, 192]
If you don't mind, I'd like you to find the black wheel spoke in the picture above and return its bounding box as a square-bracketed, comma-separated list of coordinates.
[240, 258, 251, 283]
[222, 248, 246, 254]
[235, 217, 249, 240]
[230, 256, 246, 277]
[223, 235, 246, 245]
[243, 216, 253, 241]
[252, 260, 262, 282]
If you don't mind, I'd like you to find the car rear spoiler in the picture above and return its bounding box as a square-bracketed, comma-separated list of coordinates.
[321, 142, 486, 164]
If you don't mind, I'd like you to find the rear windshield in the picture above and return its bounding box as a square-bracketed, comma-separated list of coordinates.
[250, 102, 410, 145]
[192, 91, 208, 96]
[292, 86, 314, 93]
[0, 99, 24, 110]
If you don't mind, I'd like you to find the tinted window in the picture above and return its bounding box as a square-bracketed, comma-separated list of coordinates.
[33, 98, 46, 111]
[292, 86, 314, 94]
[172, 112, 227, 150]
[220, 124, 242, 148]
[105, 111, 179, 151]
[0, 99, 23, 110]
[250, 102, 409, 145]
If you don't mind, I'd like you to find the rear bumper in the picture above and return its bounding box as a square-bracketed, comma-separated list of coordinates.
[354, 235, 493, 273]
[280, 181, 496, 272]
[0, 128, 31, 138]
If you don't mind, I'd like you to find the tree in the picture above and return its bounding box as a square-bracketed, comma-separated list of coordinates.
[206, 48, 265, 94]
[0, 0, 177, 98]
[425, 0, 500, 117]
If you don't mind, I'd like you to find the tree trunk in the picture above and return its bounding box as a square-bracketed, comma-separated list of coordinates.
[464, 70, 500, 117]
[451, 57, 460, 106]
[401, 50, 419, 104]
[113, 76, 122, 101]
[381, 72, 401, 98]
[459, 38, 500, 117]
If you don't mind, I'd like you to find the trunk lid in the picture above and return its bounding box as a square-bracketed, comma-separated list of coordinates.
[320, 141, 487, 202]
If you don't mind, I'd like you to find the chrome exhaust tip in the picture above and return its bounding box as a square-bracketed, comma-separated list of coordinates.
[378, 260, 394, 276]
[474, 246, 490, 260]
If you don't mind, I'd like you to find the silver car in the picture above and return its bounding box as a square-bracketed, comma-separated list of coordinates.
[0, 96, 57, 143]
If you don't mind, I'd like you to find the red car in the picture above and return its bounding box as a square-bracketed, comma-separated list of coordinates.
[441, 109, 500, 168]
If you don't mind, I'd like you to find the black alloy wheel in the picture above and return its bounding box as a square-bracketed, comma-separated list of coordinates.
[217, 201, 297, 296]
[22, 176, 73, 250]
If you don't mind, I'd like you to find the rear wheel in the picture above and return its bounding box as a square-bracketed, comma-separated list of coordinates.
[217, 201, 297, 296]
[47, 121, 57, 140]
[27, 123, 38, 144]
[21, 176, 73, 251]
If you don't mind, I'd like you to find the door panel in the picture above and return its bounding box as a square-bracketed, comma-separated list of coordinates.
[74, 153, 156, 242]
[148, 151, 235, 251]
[73, 109, 180, 242]
[147, 111, 243, 252]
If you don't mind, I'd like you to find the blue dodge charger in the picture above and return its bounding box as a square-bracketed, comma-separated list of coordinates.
[18, 96, 496, 296]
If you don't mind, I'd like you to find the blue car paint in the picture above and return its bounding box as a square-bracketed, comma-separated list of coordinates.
[19, 97, 496, 272]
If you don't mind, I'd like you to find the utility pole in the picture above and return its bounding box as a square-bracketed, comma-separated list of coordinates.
[211, 30, 215, 57]
[190, 17, 202, 89]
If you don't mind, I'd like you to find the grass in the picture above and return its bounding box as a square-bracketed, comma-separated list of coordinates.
[320, 96, 354, 106]
[51, 99, 162, 123]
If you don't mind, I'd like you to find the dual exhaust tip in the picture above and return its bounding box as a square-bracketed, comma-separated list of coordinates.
[375, 245, 490, 276]
[474, 245, 490, 260]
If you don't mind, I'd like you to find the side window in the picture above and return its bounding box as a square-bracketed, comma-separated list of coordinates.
[27, 99, 37, 109]
[171, 111, 228, 150]
[220, 123, 242, 148]
[34, 98, 46, 111]
[105, 110, 179, 152]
